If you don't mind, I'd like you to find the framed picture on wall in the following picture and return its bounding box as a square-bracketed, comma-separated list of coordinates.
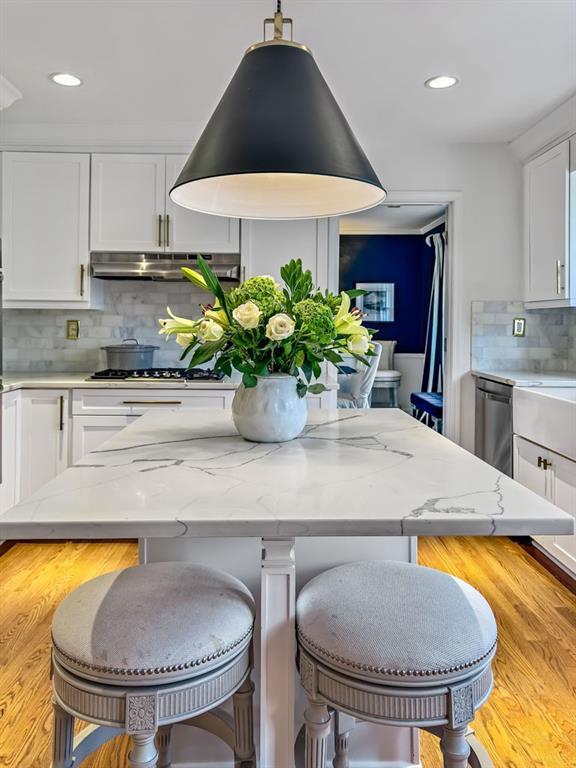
[355, 282, 395, 322]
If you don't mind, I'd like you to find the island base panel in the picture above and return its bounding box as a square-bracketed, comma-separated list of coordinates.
[141, 535, 417, 767]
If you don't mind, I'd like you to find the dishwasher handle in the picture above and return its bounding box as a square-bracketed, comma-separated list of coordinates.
[479, 391, 511, 405]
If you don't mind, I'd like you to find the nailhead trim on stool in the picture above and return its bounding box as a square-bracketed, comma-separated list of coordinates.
[50, 563, 256, 768]
[296, 560, 497, 768]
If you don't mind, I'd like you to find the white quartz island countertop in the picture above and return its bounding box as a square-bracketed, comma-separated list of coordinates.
[0, 408, 572, 540]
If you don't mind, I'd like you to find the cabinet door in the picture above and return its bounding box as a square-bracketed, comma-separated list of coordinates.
[2, 152, 90, 303]
[241, 219, 334, 287]
[165, 155, 240, 253]
[1, 391, 21, 513]
[72, 415, 138, 463]
[91, 154, 165, 252]
[525, 141, 570, 302]
[540, 450, 576, 574]
[19, 390, 70, 499]
[513, 435, 548, 499]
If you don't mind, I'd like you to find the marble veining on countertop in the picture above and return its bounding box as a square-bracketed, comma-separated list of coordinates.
[472, 370, 576, 387]
[0, 409, 571, 541]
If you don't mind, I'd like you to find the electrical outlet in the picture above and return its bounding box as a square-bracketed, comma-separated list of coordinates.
[66, 320, 79, 340]
[512, 317, 526, 337]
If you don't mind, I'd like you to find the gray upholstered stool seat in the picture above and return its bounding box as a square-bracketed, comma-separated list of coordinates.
[52, 561, 255, 685]
[297, 560, 497, 686]
[50, 562, 256, 768]
[296, 560, 497, 768]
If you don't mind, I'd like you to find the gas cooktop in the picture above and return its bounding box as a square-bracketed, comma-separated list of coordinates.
[89, 367, 224, 381]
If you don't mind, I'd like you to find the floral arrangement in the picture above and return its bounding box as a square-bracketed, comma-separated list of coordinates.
[159, 256, 374, 397]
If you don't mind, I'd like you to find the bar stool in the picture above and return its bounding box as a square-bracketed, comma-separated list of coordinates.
[50, 562, 256, 768]
[296, 560, 497, 768]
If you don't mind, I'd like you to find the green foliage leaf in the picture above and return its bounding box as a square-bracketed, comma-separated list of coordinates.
[301, 360, 313, 383]
[242, 372, 258, 388]
[187, 341, 223, 367]
[296, 379, 308, 398]
[307, 383, 327, 394]
[345, 288, 368, 299]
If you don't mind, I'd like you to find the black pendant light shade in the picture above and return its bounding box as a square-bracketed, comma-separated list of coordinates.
[171, 32, 386, 219]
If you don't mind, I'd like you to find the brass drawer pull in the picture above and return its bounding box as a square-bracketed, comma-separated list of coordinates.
[556, 260, 563, 295]
[122, 400, 183, 406]
[157, 214, 163, 247]
[59, 396, 65, 431]
[165, 214, 170, 248]
[80, 264, 85, 297]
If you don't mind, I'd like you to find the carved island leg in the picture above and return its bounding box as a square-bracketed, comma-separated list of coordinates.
[440, 725, 471, 768]
[233, 675, 256, 767]
[156, 725, 172, 768]
[304, 699, 331, 768]
[52, 700, 74, 768]
[127, 733, 158, 768]
[260, 537, 296, 768]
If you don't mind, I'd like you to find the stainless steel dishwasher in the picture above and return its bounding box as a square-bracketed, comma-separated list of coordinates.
[474, 377, 513, 476]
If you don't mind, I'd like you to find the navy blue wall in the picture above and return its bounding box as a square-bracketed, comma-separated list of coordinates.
[339, 231, 440, 354]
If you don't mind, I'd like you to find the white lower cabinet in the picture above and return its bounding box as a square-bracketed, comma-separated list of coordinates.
[72, 415, 139, 463]
[1, 391, 22, 513]
[19, 390, 70, 499]
[514, 434, 576, 574]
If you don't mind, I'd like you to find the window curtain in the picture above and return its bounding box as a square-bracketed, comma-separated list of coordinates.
[417, 231, 445, 423]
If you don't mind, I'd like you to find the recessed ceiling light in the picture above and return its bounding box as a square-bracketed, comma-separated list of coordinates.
[49, 72, 82, 87]
[424, 75, 459, 90]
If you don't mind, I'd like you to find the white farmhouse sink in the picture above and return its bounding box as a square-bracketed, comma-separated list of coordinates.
[514, 387, 576, 461]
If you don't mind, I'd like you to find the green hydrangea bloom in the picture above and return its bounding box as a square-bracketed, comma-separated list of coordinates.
[228, 276, 284, 319]
[294, 299, 336, 345]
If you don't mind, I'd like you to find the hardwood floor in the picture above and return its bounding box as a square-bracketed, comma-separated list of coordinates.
[0, 537, 574, 767]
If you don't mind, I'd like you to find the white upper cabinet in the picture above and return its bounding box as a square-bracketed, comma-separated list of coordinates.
[524, 138, 575, 307]
[241, 218, 338, 288]
[2, 152, 98, 308]
[165, 155, 239, 253]
[90, 154, 166, 252]
[90, 154, 239, 253]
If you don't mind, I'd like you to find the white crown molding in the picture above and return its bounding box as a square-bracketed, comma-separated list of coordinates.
[510, 94, 576, 162]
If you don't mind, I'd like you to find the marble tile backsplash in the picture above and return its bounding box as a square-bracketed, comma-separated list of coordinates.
[3, 281, 209, 372]
[472, 300, 576, 372]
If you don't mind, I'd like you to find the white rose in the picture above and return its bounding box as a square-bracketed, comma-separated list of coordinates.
[347, 334, 369, 355]
[266, 313, 296, 341]
[197, 319, 224, 343]
[175, 333, 195, 348]
[232, 300, 262, 330]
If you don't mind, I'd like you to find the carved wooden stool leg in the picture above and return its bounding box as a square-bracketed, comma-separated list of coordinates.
[304, 699, 331, 768]
[52, 700, 74, 768]
[156, 725, 172, 768]
[333, 711, 354, 768]
[127, 733, 159, 768]
[441, 725, 471, 768]
[233, 676, 256, 767]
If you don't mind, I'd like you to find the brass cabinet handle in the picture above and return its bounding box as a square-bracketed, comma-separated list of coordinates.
[537, 456, 552, 470]
[59, 395, 65, 431]
[556, 260, 563, 295]
[157, 214, 163, 247]
[80, 264, 85, 297]
[122, 400, 183, 406]
[165, 214, 170, 248]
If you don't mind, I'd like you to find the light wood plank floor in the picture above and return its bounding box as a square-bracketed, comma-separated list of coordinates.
[0, 537, 574, 767]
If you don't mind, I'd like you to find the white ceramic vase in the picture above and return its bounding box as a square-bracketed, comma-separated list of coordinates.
[232, 374, 308, 442]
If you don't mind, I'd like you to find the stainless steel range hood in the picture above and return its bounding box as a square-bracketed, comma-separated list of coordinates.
[90, 253, 241, 282]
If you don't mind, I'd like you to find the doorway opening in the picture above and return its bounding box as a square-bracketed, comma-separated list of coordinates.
[337, 202, 449, 434]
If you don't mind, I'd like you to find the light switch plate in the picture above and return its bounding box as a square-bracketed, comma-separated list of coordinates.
[66, 320, 79, 340]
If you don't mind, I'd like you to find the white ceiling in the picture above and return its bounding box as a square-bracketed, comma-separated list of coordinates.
[1, 0, 575, 144]
[340, 204, 447, 234]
